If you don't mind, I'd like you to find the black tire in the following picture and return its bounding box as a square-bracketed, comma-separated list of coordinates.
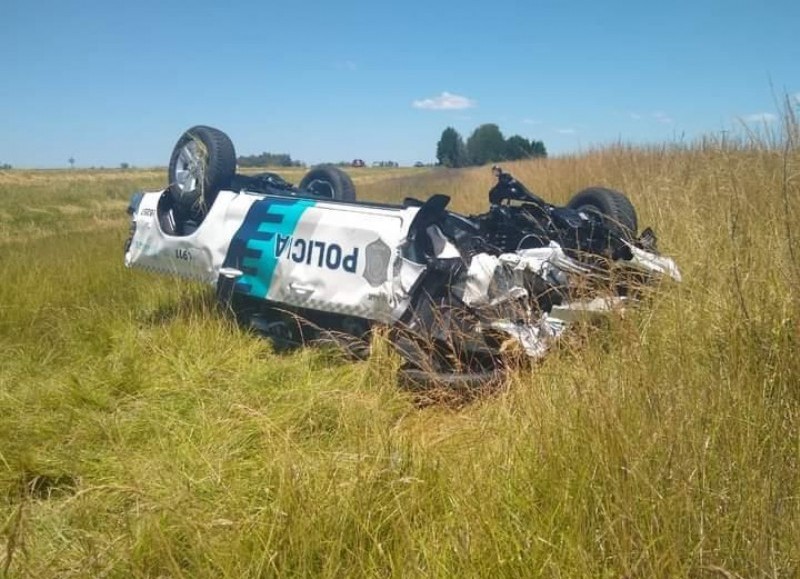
[168, 126, 236, 219]
[298, 165, 356, 201]
[567, 187, 638, 237]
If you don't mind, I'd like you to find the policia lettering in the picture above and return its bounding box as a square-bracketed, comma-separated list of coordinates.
[222, 197, 362, 300]
[275, 234, 359, 273]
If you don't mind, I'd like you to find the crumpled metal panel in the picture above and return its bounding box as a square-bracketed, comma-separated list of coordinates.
[454, 242, 680, 358]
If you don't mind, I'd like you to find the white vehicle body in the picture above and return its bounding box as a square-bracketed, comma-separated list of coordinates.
[126, 190, 431, 323]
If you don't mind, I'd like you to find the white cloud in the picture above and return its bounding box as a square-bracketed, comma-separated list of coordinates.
[629, 112, 643, 121]
[653, 111, 674, 124]
[412, 92, 476, 111]
[743, 112, 778, 123]
[523, 118, 542, 125]
[556, 128, 577, 135]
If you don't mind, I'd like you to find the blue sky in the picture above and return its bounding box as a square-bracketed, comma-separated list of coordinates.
[1, 0, 798, 168]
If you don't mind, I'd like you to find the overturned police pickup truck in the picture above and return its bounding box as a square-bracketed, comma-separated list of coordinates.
[125, 126, 680, 385]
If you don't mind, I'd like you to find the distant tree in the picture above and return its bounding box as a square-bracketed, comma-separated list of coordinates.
[68, 157, 75, 169]
[0, 163, 11, 170]
[530, 139, 547, 158]
[237, 152, 298, 167]
[466, 124, 507, 165]
[502, 136, 547, 160]
[436, 127, 467, 167]
[504, 135, 534, 160]
[119, 162, 130, 170]
[433, 124, 547, 167]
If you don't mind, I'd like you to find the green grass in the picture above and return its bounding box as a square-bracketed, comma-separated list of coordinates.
[1, 123, 798, 577]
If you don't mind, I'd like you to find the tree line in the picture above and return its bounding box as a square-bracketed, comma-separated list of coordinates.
[237, 152, 303, 168]
[235, 124, 545, 169]
[436, 124, 546, 168]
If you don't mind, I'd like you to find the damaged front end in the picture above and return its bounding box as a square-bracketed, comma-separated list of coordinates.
[390, 168, 680, 384]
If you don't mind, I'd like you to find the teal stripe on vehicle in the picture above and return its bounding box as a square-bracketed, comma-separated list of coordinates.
[222, 197, 316, 298]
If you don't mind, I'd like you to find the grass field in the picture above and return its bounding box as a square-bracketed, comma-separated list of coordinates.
[1, 121, 798, 577]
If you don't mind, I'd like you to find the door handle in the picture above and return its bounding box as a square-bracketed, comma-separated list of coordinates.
[288, 282, 315, 296]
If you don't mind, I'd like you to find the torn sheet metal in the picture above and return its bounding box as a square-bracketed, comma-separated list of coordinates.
[454, 241, 676, 360]
[625, 242, 682, 282]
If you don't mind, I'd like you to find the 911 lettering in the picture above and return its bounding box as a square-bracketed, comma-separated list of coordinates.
[275, 234, 359, 273]
[175, 248, 192, 261]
